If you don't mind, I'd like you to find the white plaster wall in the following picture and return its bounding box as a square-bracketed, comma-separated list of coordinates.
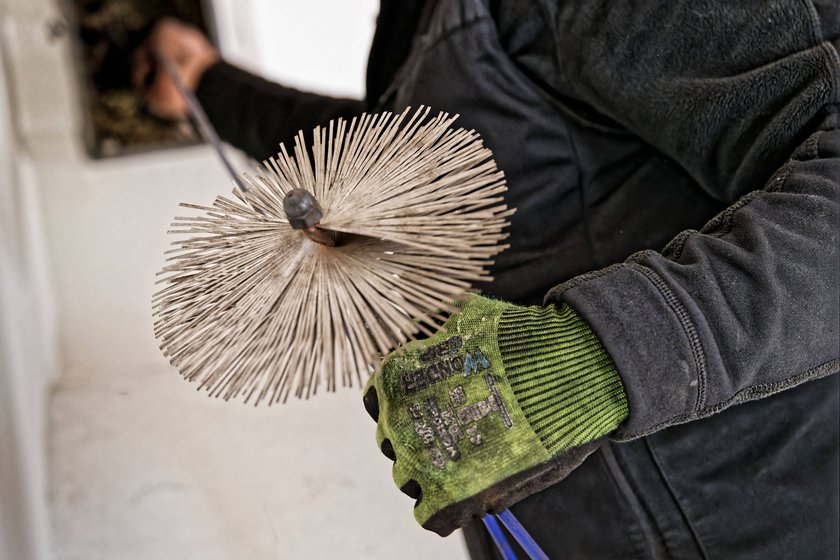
[246, 0, 379, 98]
[0, 45, 58, 560]
[2, 0, 470, 558]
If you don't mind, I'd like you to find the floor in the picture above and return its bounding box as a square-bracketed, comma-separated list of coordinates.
[49, 360, 468, 559]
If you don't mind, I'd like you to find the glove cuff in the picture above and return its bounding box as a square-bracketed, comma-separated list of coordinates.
[498, 304, 629, 455]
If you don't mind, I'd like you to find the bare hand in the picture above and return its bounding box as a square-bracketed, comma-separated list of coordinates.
[133, 18, 219, 119]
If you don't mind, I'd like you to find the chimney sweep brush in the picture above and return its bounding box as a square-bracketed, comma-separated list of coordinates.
[152, 106, 513, 404]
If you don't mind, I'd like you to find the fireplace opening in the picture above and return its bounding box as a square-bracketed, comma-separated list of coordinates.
[68, 0, 216, 158]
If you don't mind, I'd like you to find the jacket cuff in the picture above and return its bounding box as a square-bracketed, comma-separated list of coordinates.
[195, 60, 233, 108]
[544, 262, 702, 439]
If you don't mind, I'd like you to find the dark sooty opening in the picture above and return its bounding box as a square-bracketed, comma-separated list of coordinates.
[69, 0, 214, 157]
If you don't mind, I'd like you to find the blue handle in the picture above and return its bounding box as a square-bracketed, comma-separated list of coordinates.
[496, 509, 550, 560]
[481, 513, 518, 560]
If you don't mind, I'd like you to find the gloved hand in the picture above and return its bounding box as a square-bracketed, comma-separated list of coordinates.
[363, 296, 628, 536]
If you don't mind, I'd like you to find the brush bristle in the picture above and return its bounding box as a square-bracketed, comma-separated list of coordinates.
[152, 106, 512, 404]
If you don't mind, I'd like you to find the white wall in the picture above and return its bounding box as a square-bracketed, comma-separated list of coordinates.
[0, 13, 59, 560]
[213, 0, 377, 98]
[2, 0, 469, 558]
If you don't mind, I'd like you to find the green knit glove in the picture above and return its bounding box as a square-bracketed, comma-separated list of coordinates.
[363, 296, 628, 536]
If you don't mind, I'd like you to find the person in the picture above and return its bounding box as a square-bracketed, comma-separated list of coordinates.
[136, 2, 839, 558]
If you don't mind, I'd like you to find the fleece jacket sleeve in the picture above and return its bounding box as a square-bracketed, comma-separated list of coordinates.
[549, 127, 839, 439]
[195, 61, 364, 162]
[516, 0, 840, 438]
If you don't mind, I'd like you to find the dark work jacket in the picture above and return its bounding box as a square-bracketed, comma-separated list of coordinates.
[197, 1, 840, 558]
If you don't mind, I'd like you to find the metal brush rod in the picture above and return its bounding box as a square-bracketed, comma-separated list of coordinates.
[156, 50, 247, 193]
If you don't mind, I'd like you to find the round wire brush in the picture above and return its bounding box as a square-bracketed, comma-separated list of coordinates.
[152, 106, 513, 404]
